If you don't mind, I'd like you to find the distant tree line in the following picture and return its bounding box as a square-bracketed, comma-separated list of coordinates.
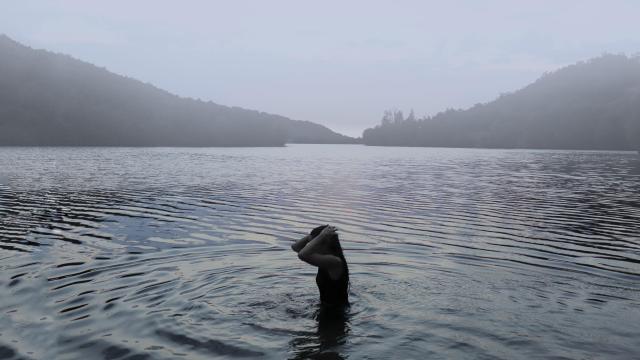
[363, 54, 640, 150]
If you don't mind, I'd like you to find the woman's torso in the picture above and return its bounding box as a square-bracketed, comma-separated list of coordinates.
[315, 268, 349, 306]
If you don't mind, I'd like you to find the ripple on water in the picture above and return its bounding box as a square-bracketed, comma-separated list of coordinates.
[1, 146, 639, 359]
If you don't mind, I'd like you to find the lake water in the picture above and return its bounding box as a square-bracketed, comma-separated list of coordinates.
[1, 145, 639, 360]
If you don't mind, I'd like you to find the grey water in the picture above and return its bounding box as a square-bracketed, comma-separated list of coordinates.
[1, 145, 639, 360]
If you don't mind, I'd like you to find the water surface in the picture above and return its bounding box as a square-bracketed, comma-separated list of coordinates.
[1, 145, 639, 359]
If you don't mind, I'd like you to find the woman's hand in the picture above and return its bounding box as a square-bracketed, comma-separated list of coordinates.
[320, 225, 338, 237]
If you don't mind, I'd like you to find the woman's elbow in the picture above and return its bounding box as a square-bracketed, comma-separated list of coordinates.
[297, 251, 309, 262]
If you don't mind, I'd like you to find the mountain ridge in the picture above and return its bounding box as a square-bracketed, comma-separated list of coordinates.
[0, 34, 358, 146]
[363, 54, 640, 150]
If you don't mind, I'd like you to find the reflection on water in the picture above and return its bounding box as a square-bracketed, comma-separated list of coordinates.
[290, 306, 350, 360]
[0, 145, 639, 359]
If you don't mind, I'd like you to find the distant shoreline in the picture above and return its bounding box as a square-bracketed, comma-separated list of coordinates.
[0, 144, 636, 152]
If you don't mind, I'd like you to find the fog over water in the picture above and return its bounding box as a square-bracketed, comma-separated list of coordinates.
[2, 1, 640, 136]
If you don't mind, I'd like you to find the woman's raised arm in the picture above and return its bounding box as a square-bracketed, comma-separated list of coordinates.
[291, 234, 312, 253]
[297, 226, 343, 279]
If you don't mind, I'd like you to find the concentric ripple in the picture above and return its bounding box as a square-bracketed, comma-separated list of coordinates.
[1, 145, 639, 359]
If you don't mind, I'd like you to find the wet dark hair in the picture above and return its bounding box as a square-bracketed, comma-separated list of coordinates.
[310, 225, 349, 282]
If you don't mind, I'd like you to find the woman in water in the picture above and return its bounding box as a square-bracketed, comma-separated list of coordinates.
[291, 225, 349, 307]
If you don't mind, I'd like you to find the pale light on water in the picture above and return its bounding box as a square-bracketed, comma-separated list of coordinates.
[1, 145, 639, 359]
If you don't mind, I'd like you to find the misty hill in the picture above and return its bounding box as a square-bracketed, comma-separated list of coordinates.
[363, 55, 640, 150]
[0, 35, 356, 146]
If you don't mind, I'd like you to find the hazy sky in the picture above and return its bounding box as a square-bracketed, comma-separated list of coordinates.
[2, 1, 639, 136]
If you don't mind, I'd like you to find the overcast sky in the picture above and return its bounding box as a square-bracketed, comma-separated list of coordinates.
[2, 1, 639, 136]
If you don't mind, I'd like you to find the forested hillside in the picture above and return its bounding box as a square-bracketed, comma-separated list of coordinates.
[0, 35, 355, 146]
[363, 55, 640, 150]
